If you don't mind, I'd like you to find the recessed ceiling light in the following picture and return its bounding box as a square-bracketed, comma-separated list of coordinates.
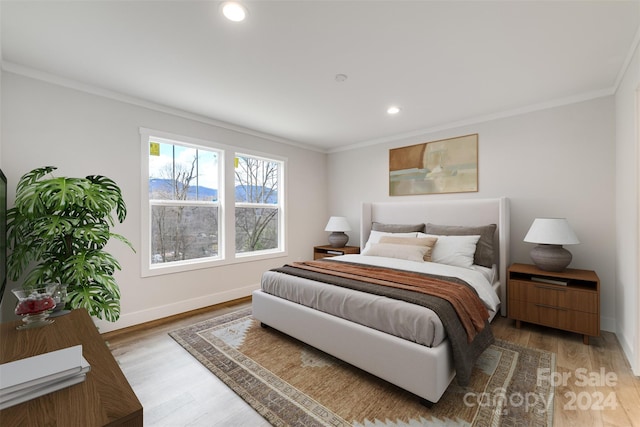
[222, 2, 247, 22]
[387, 106, 401, 115]
[335, 74, 348, 82]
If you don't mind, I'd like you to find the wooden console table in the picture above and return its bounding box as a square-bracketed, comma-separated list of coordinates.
[0, 309, 142, 426]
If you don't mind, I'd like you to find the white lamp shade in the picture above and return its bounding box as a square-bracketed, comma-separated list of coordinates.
[524, 218, 580, 245]
[324, 216, 351, 232]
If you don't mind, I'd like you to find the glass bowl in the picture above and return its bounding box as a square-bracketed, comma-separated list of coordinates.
[12, 284, 59, 330]
[49, 284, 70, 318]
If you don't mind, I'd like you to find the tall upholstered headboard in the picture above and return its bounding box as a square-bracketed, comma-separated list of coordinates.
[361, 197, 510, 316]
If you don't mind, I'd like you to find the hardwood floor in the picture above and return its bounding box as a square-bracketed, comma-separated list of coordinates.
[103, 299, 640, 427]
[103, 298, 268, 427]
[492, 318, 640, 427]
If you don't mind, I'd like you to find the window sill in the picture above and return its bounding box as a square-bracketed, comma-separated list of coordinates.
[141, 250, 288, 277]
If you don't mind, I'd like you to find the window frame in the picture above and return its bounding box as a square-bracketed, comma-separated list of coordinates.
[234, 151, 285, 258]
[140, 128, 287, 277]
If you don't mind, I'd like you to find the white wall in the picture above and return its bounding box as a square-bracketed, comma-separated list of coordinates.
[0, 65, 631, 364]
[327, 97, 617, 332]
[0, 71, 328, 332]
[615, 38, 640, 374]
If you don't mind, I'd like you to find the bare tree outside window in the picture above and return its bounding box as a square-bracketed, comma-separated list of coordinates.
[235, 155, 282, 253]
[144, 135, 284, 273]
[149, 142, 219, 264]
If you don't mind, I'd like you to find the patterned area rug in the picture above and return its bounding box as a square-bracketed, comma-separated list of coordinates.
[169, 308, 555, 426]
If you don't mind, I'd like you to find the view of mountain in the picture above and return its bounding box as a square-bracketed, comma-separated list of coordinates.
[149, 179, 277, 203]
[149, 179, 218, 200]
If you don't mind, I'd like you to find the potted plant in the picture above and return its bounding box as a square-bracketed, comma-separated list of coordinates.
[7, 166, 134, 322]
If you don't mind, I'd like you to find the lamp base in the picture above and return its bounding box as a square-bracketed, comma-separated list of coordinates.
[530, 244, 572, 272]
[328, 232, 349, 248]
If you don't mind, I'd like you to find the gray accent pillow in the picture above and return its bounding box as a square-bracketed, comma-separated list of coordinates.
[372, 222, 425, 233]
[424, 223, 497, 268]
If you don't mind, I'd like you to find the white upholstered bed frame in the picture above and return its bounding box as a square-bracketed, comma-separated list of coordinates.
[252, 197, 510, 403]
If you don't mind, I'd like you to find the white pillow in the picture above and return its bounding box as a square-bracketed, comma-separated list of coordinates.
[471, 264, 497, 284]
[363, 230, 418, 253]
[362, 243, 428, 262]
[418, 233, 481, 269]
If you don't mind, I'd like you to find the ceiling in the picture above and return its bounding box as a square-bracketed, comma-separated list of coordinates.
[2, 1, 639, 152]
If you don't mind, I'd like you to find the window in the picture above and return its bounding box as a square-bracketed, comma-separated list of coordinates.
[235, 154, 283, 255]
[140, 128, 286, 276]
[148, 138, 221, 266]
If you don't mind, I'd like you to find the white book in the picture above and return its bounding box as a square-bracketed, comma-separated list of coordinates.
[531, 276, 569, 286]
[0, 357, 90, 403]
[0, 345, 90, 396]
[0, 373, 87, 410]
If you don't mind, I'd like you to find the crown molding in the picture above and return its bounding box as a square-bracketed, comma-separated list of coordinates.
[1, 61, 326, 154]
[329, 87, 615, 154]
[613, 24, 640, 93]
[1, 61, 620, 156]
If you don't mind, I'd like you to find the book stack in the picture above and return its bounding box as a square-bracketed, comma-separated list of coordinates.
[0, 345, 90, 410]
[531, 276, 569, 286]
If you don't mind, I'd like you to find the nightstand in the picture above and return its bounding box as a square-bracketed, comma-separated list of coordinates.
[313, 245, 360, 260]
[507, 263, 600, 344]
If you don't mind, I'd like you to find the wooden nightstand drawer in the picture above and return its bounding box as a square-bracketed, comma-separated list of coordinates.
[509, 280, 598, 313]
[507, 263, 600, 344]
[509, 299, 599, 336]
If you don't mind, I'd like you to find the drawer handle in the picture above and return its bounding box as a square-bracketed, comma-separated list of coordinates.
[535, 303, 567, 311]
[534, 284, 567, 291]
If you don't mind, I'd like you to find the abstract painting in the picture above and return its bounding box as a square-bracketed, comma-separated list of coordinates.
[389, 134, 478, 196]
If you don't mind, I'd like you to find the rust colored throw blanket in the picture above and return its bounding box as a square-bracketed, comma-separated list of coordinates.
[270, 259, 495, 386]
[288, 260, 488, 342]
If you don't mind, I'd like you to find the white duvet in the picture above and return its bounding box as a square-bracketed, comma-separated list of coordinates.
[260, 254, 500, 347]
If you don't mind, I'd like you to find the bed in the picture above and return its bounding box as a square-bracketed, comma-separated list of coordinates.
[252, 197, 510, 404]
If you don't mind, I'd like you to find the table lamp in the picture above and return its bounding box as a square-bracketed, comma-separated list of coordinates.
[523, 218, 580, 272]
[324, 216, 351, 248]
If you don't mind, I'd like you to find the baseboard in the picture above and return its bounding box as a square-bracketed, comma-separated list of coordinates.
[616, 326, 640, 376]
[94, 284, 259, 333]
[600, 315, 616, 333]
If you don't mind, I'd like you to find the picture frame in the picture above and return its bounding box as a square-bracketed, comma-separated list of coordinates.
[389, 134, 478, 196]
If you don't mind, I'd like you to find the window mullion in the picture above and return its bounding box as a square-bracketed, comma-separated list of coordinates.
[142, 128, 285, 277]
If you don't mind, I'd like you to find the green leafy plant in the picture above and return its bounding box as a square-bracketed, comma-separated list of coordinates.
[7, 166, 134, 321]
